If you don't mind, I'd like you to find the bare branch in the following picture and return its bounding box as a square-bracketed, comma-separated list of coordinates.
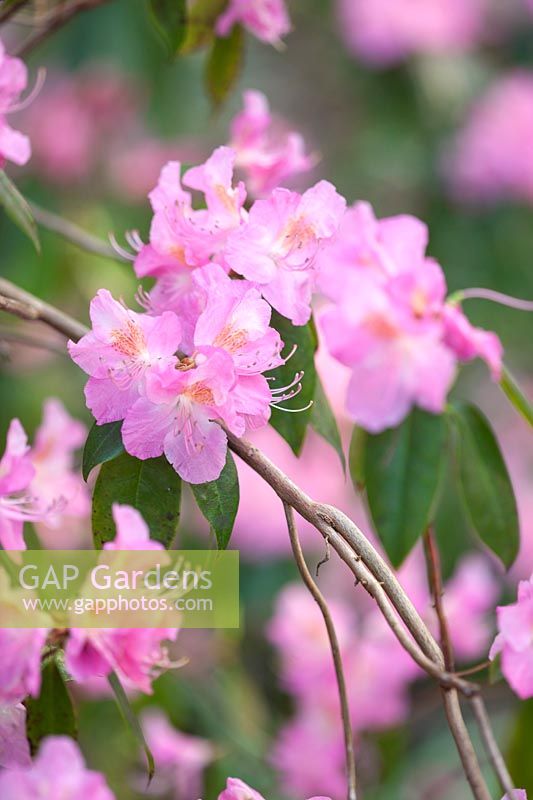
[30, 202, 125, 262]
[0, 325, 67, 355]
[14, 0, 112, 58]
[0, 278, 88, 340]
[283, 502, 358, 800]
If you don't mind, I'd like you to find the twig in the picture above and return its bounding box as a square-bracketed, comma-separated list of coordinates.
[0, 278, 88, 340]
[0, 325, 67, 355]
[423, 529, 518, 799]
[0, 0, 28, 25]
[456, 661, 491, 678]
[424, 528, 455, 671]
[30, 202, 125, 262]
[470, 695, 519, 799]
[283, 502, 358, 800]
[15, 0, 111, 57]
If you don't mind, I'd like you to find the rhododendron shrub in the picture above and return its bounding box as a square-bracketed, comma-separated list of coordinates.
[0, 6, 532, 800]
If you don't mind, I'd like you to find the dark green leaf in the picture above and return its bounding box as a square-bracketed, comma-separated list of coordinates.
[149, 0, 188, 54]
[450, 403, 520, 569]
[205, 24, 244, 107]
[268, 311, 317, 455]
[500, 365, 533, 428]
[364, 409, 446, 566]
[190, 451, 239, 549]
[507, 699, 533, 794]
[349, 426, 367, 491]
[310, 376, 345, 470]
[25, 658, 76, 755]
[108, 671, 154, 783]
[92, 453, 181, 549]
[0, 172, 39, 251]
[180, 0, 227, 53]
[82, 421, 124, 481]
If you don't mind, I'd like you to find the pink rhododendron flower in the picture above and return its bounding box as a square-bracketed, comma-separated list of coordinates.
[103, 503, 164, 551]
[0, 703, 30, 768]
[0, 736, 115, 799]
[68, 289, 182, 424]
[29, 398, 90, 534]
[318, 201, 502, 431]
[0, 419, 46, 550]
[337, 0, 487, 66]
[65, 625, 177, 694]
[121, 347, 240, 484]
[141, 709, 214, 799]
[216, 0, 291, 45]
[446, 71, 533, 204]
[219, 778, 268, 800]
[502, 792, 527, 800]
[0, 37, 31, 167]
[0, 627, 48, 704]
[229, 90, 314, 196]
[490, 574, 533, 699]
[225, 181, 346, 324]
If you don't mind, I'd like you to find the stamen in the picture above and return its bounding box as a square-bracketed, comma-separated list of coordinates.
[7, 67, 46, 113]
[125, 229, 144, 253]
[270, 371, 304, 395]
[108, 233, 137, 262]
[453, 288, 533, 312]
[271, 400, 314, 413]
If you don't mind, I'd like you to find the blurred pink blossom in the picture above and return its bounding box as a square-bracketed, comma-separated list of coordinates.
[318, 201, 502, 431]
[0, 627, 48, 704]
[29, 398, 90, 540]
[103, 503, 164, 551]
[336, 0, 488, 65]
[140, 708, 215, 800]
[490, 574, 533, 699]
[0, 736, 115, 799]
[0, 37, 31, 167]
[216, 0, 291, 45]
[229, 90, 314, 196]
[0, 703, 30, 768]
[446, 71, 533, 204]
[0, 419, 44, 550]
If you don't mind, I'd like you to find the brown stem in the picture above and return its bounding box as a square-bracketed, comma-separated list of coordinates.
[470, 695, 519, 799]
[423, 528, 455, 671]
[283, 502, 358, 800]
[14, 0, 112, 57]
[0, 325, 67, 355]
[30, 202, 125, 262]
[0, 278, 88, 340]
[0, 0, 28, 25]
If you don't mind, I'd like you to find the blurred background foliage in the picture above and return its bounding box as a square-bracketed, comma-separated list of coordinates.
[0, 1, 532, 798]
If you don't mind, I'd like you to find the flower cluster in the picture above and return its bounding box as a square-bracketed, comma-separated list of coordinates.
[229, 89, 314, 197]
[0, 37, 31, 168]
[317, 201, 502, 431]
[216, 0, 291, 46]
[0, 400, 89, 551]
[490, 573, 533, 699]
[447, 71, 533, 205]
[336, 0, 488, 65]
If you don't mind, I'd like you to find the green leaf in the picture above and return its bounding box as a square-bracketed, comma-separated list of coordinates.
[364, 409, 446, 566]
[507, 698, 533, 794]
[92, 453, 182, 549]
[180, 0, 228, 53]
[205, 24, 244, 107]
[82, 421, 125, 481]
[349, 426, 367, 491]
[268, 311, 317, 455]
[450, 402, 520, 569]
[310, 376, 345, 470]
[190, 451, 239, 549]
[149, 0, 188, 54]
[108, 671, 154, 783]
[500, 365, 533, 428]
[24, 658, 77, 755]
[0, 172, 39, 251]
